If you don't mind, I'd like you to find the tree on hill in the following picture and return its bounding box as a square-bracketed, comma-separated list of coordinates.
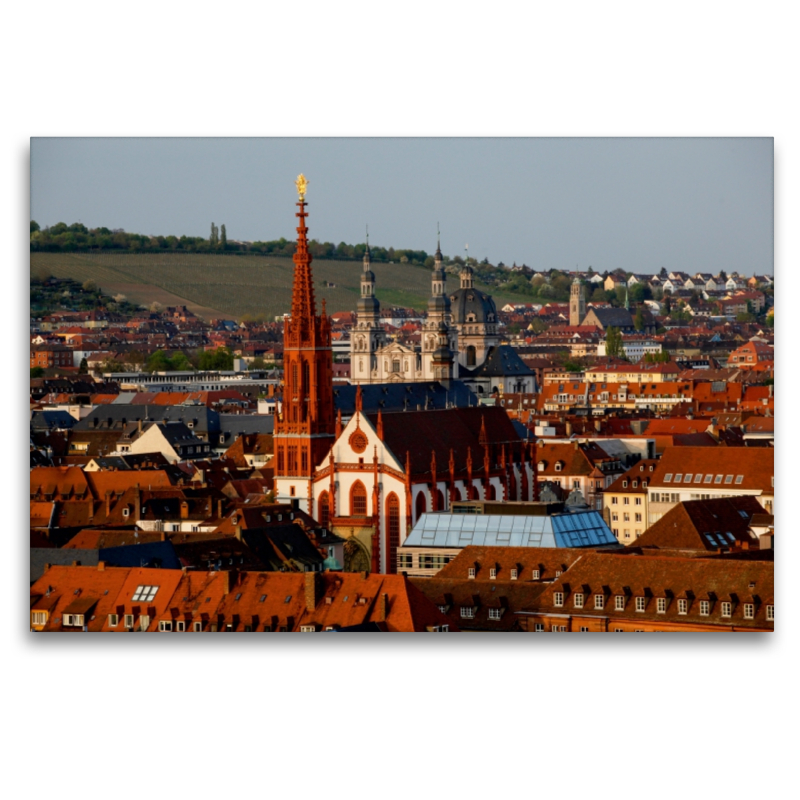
[221, 224, 227, 250]
[31, 220, 40, 233]
[30, 366, 45, 378]
[634, 307, 644, 331]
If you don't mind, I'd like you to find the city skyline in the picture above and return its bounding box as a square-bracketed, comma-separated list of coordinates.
[30, 137, 773, 275]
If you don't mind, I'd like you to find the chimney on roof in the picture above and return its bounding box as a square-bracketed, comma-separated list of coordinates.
[566, 420, 573, 436]
[97, 561, 105, 571]
[105, 490, 112, 517]
[134, 483, 141, 519]
[217, 499, 223, 519]
[72, 560, 80, 567]
[304, 572, 320, 612]
[222, 570, 235, 595]
[376, 592, 389, 622]
[180, 500, 189, 520]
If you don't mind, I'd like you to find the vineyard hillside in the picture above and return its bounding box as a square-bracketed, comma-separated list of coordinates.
[30, 252, 522, 321]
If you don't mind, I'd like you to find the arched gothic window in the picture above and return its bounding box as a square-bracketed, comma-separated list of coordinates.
[351, 481, 367, 517]
[318, 491, 330, 528]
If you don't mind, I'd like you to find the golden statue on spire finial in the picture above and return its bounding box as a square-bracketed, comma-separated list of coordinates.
[295, 173, 308, 201]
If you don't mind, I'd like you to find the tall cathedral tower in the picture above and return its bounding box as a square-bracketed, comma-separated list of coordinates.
[273, 175, 336, 512]
[570, 277, 586, 326]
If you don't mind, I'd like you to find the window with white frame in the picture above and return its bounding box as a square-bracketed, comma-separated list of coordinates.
[124, 614, 134, 628]
[579, 626, 590, 632]
[488, 608, 502, 620]
[766, 605, 774, 621]
[553, 592, 564, 607]
[744, 603, 754, 619]
[534, 623, 545, 632]
[132, 585, 158, 602]
[594, 594, 604, 610]
[32, 611, 46, 626]
[635, 597, 646, 612]
[468, 567, 476, 579]
[489, 568, 497, 579]
[139, 615, 150, 631]
[510, 569, 518, 580]
[657, 598, 666, 613]
[460, 606, 475, 619]
[615, 595, 625, 611]
[300, 625, 316, 632]
[699, 600, 710, 616]
[552, 625, 567, 632]
[677, 599, 688, 615]
[193, 621, 202, 632]
[635, 497, 642, 505]
[573, 593, 584, 608]
[159, 620, 172, 632]
[107, 613, 118, 627]
[176, 620, 185, 632]
[532, 569, 540, 580]
[721, 602, 732, 618]
[611, 497, 618, 505]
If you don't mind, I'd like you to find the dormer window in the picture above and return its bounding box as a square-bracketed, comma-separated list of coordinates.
[468, 567, 476, 579]
[743, 603, 754, 619]
[553, 592, 564, 607]
[594, 594, 604, 610]
[460, 606, 475, 619]
[699, 600, 710, 616]
[510, 569, 518, 580]
[555, 462, 563, 472]
[574, 593, 584, 609]
[721, 602, 732, 617]
[677, 599, 688, 615]
[615, 595, 625, 611]
[532, 569, 540, 580]
[766, 605, 774, 621]
[635, 597, 646, 612]
[489, 568, 497, 580]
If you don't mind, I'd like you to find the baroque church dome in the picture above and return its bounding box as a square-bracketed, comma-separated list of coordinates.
[450, 285, 497, 325]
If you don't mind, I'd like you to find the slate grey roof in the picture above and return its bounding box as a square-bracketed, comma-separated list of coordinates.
[333, 381, 477, 415]
[30, 410, 77, 430]
[74, 404, 221, 434]
[461, 345, 535, 379]
[403, 510, 617, 549]
[217, 414, 274, 437]
[31, 548, 99, 582]
[586, 307, 635, 328]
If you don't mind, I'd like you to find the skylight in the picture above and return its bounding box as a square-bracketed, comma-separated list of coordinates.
[132, 585, 158, 602]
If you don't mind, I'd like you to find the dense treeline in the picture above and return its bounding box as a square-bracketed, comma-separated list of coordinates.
[29, 220, 435, 266]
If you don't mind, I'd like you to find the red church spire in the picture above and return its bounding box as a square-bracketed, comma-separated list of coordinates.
[274, 175, 336, 514]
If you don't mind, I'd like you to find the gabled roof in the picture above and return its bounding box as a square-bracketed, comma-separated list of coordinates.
[365, 406, 522, 477]
[634, 496, 765, 551]
[648, 447, 773, 493]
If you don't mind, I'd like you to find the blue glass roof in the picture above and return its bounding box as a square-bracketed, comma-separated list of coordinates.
[404, 511, 616, 549]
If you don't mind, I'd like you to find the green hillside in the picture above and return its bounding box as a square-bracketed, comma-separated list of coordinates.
[30, 252, 522, 322]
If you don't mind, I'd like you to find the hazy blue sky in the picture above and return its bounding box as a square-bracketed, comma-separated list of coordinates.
[30, 137, 773, 275]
